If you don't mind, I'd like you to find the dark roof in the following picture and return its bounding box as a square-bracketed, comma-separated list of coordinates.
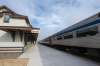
[0, 26, 40, 33]
[0, 26, 32, 31]
[0, 5, 32, 27]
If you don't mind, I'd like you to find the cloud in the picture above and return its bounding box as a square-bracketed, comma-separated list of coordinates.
[0, 0, 100, 40]
[37, 0, 100, 40]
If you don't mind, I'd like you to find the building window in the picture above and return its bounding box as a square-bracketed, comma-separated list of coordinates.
[4, 15, 10, 23]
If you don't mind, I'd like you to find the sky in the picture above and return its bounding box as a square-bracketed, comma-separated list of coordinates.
[0, 0, 100, 40]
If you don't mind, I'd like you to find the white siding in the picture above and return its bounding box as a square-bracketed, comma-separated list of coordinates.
[0, 30, 22, 42]
[0, 9, 8, 13]
[0, 16, 29, 27]
[0, 42, 24, 47]
[0, 30, 12, 42]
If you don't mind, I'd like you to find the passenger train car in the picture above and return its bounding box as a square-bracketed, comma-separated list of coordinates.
[39, 12, 100, 56]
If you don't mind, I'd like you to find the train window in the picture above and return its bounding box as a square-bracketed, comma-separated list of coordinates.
[98, 13, 100, 17]
[45, 39, 49, 41]
[54, 37, 57, 40]
[77, 26, 98, 38]
[64, 35, 73, 39]
[77, 32, 87, 37]
[56, 36, 62, 40]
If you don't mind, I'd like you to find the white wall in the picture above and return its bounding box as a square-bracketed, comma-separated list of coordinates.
[0, 16, 29, 27]
[0, 30, 12, 42]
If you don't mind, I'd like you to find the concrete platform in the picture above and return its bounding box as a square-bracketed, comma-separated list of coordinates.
[19, 44, 100, 66]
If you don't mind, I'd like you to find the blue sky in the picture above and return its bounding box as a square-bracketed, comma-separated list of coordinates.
[0, 0, 100, 40]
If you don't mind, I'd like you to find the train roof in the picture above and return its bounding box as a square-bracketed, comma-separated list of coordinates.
[41, 12, 100, 41]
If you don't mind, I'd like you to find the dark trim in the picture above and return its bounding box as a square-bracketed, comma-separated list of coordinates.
[0, 26, 40, 31]
[0, 50, 23, 51]
[0, 26, 32, 31]
[0, 47, 23, 48]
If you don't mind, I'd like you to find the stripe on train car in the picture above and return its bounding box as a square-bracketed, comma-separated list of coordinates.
[58, 19, 100, 35]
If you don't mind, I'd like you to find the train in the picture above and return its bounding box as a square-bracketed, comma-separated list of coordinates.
[39, 12, 100, 56]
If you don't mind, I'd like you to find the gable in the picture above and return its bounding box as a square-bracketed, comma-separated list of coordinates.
[0, 8, 8, 13]
[0, 6, 32, 27]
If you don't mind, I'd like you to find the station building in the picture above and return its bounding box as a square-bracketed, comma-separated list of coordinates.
[0, 5, 39, 59]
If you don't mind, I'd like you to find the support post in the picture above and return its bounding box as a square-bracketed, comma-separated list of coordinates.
[98, 24, 100, 34]
[22, 31, 25, 44]
[73, 31, 77, 38]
